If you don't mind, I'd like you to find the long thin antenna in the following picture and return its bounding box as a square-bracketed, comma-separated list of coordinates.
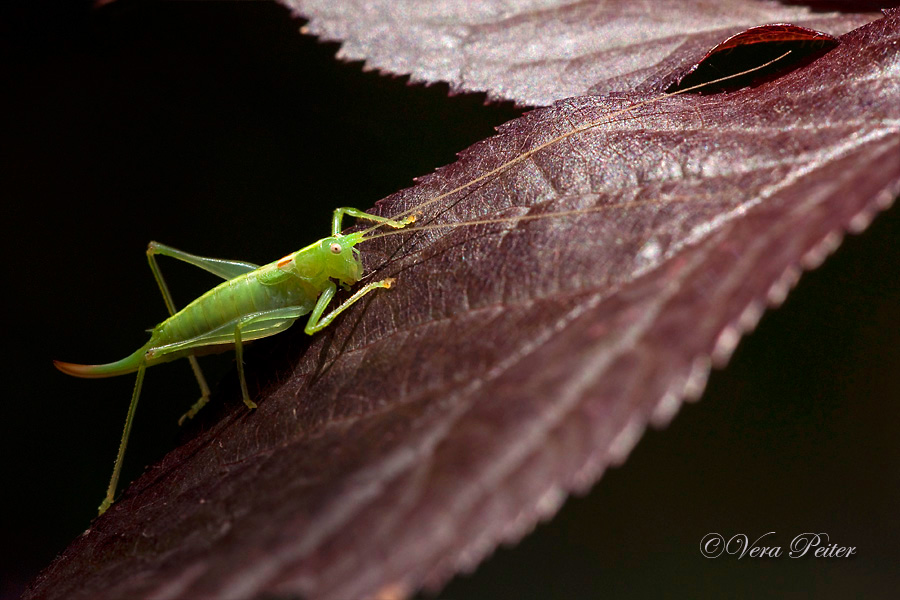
[359, 51, 792, 241]
[362, 196, 691, 242]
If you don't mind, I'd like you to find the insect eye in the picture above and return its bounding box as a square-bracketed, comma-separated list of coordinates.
[329, 243, 342, 254]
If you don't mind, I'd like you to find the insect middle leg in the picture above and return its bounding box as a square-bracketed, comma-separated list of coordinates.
[231, 307, 309, 409]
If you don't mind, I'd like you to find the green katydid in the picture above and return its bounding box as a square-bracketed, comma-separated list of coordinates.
[56, 208, 415, 515]
[56, 55, 790, 515]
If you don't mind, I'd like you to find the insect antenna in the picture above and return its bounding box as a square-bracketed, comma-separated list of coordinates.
[358, 50, 792, 241]
[361, 196, 687, 242]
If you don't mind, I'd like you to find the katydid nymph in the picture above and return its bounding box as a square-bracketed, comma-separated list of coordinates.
[56, 55, 790, 516]
[55, 208, 415, 514]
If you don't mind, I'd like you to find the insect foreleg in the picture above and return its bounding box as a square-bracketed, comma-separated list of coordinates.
[331, 207, 415, 236]
[99, 358, 147, 515]
[304, 278, 395, 335]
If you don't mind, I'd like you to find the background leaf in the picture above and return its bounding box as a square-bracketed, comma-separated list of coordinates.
[284, 0, 877, 106]
[18, 9, 899, 600]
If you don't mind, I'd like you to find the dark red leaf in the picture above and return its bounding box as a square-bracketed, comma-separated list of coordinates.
[671, 24, 839, 92]
[706, 23, 837, 50]
[25, 10, 899, 600]
[778, 1, 900, 10]
[284, 0, 877, 106]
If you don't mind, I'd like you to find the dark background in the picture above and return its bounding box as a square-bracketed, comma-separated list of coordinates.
[2, 2, 898, 598]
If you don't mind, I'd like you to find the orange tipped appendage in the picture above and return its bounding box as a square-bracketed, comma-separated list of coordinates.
[54, 360, 111, 379]
[54, 358, 140, 379]
[54, 343, 150, 379]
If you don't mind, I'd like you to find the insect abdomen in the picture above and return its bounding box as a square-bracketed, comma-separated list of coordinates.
[155, 271, 317, 346]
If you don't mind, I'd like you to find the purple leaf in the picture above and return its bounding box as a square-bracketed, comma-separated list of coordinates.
[670, 23, 840, 92]
[779, 1, 900, 10]
[284, 0, 877, 106]
[25, 9, 899, 600]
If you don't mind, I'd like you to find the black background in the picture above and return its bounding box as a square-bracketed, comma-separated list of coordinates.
[2, 2, 898, 598]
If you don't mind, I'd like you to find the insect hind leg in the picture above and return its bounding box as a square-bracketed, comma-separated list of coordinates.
[99, 357, 147, 515]
[145, 242, 232, 423]
[178, 393, 210, 427]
